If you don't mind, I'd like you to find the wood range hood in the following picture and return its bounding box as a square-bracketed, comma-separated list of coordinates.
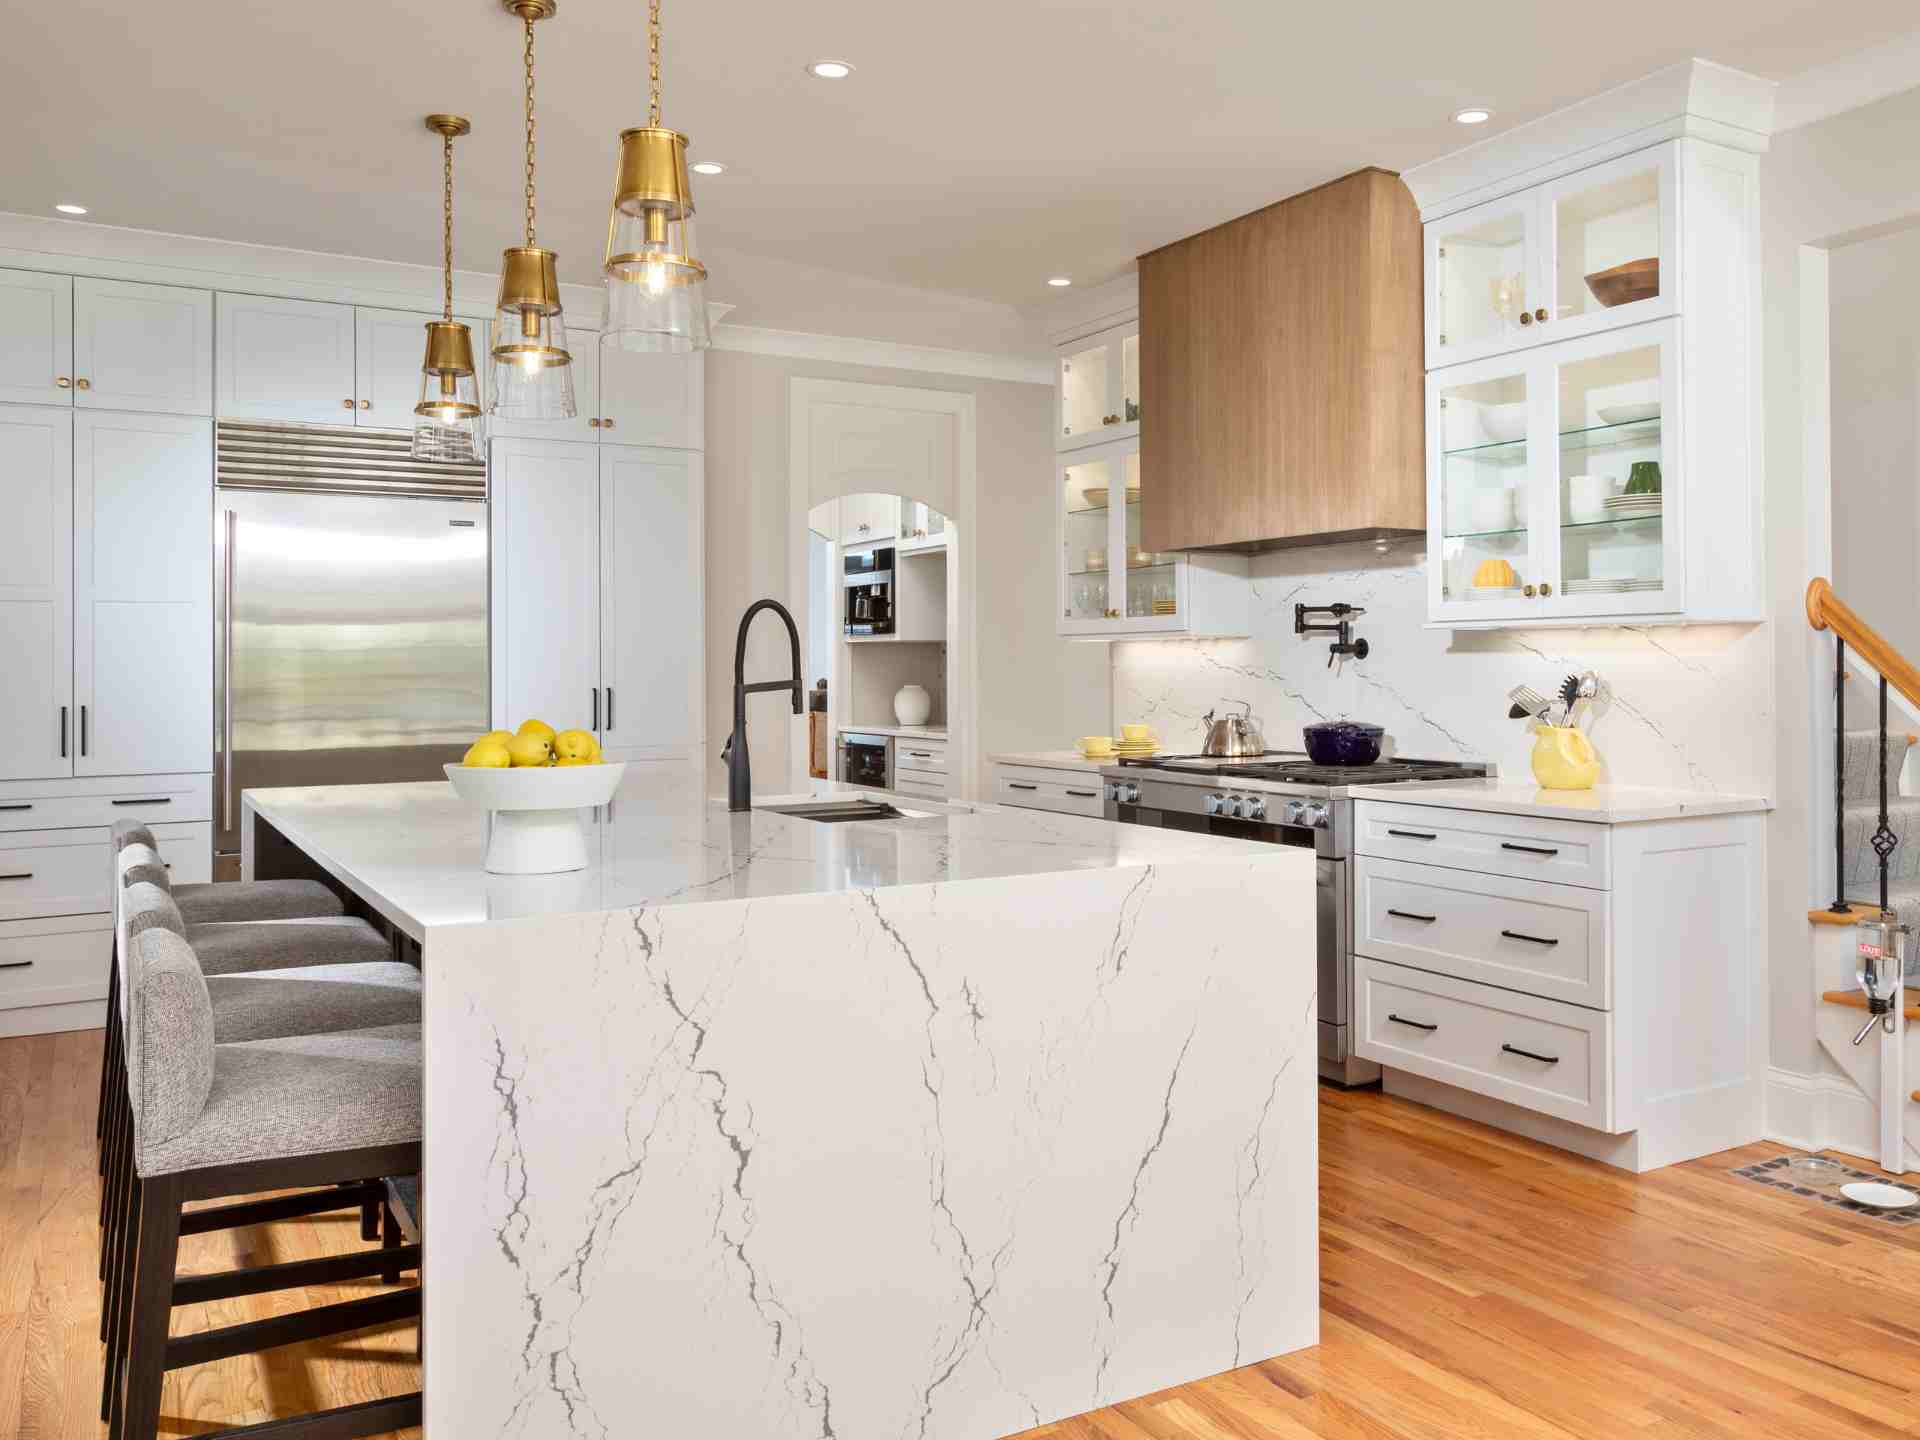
[1138, 166, 1425, 554]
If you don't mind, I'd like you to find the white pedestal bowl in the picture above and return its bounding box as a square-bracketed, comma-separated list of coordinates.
[444, 762, 626, 874]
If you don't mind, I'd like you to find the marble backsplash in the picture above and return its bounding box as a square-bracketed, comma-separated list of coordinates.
[1111, 542, 1773, 796]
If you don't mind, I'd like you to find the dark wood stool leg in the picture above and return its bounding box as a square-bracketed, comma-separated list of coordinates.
[114, 1170, 180, 1440]
[359, 1191, 379, 1243]
[380, 1200, 402, 1285]
[102, 1166, 140, 1423]
[97, 956, 119, 1160]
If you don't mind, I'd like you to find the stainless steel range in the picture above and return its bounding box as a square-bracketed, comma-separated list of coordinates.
[1100, 751, 1491, 1085]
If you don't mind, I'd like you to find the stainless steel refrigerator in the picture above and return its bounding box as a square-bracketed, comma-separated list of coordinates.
[214, 421, 489, 869]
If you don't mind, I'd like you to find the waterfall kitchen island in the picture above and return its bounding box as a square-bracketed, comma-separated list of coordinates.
[238, 767, 1319, 1438]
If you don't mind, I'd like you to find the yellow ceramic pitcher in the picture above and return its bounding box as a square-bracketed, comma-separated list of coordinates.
[1530, 725, 1599, 790]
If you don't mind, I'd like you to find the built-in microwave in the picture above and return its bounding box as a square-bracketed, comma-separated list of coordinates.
[844, 547, 895, 636]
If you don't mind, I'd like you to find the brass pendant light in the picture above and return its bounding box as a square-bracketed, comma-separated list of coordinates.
[603, 0, 710, 353]
[490, 0, 576, 419]
[413, 114, 485, 462]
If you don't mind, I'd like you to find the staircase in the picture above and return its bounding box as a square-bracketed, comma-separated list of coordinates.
[1838, 726, 1917, 923]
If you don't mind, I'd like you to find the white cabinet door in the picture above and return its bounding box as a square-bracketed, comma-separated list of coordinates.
[216, 294, 357, 424]
[599, 445, 703, 759]
[487, 324, 599, 443]
[0, 270, 74, 407]
[839, 493, 900, 547]
[0, 407, 74, 779]
[490, 437, 601, 737]
[73, 412, 212, 777]
[73, 279, 212, 415]
[598, 346, 703, 449]
[355, 306, 438, 428]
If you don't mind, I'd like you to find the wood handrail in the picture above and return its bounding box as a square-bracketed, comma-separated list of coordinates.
[1807, 577, 1920, 714]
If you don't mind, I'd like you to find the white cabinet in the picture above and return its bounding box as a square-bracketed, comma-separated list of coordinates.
[72, 278, 213, 415]
[486, 325, 601, 444]
[599, 446, 704, 760]
[1422, 138, 1759, 627]
[838, 492, 899, 548]
[354, 306, 446, 429]
[72, 412, 212, 776]
[0, 271, 74, 406]
[1055, 318, 1139, 452]
[217, 293, 358, 424]
[491, 437, 705, 757]
[898, 499, 948, 551]
[991, 761, 1105, 818]
[1056, 435, 1248, 640]
[600, 345, 703, 449]
[0, 407, 74, 780]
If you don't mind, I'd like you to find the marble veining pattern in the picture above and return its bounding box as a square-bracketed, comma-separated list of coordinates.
[1112, 543, 1771, 795]
[424, 856, 1318, 1439]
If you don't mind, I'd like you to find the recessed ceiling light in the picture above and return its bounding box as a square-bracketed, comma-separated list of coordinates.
[1453, 107, 1492, 125]
[690, 160, 726, 176]
[807, 60, 854, 79]
[1047, 276, 1073, 288]
[54, 203, 87, 215]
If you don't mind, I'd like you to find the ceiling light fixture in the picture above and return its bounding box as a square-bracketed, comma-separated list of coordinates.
[603, 0, 710, 353]
[413, 114, 484, 463]
[54, 203, 87, 216]
[1047, 276, 1072, 288]
[807, 60, 853, 79]
[689, 160, 726, 176]
[489, 0, 575, 420]
[1453, 107, 1493, 125]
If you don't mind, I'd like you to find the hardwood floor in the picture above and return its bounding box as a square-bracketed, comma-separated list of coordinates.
[4, 1030, 1915, 1438]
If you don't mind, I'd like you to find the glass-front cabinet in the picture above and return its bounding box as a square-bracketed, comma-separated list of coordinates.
[1426, 145, 1676, 371]
[1428, 319, 1680, 624]
[1056, 319, 1140, 452]
[1059, 438, 1180, 635]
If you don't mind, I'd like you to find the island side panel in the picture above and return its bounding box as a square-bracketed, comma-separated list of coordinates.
[422, 851, 1317, 1439]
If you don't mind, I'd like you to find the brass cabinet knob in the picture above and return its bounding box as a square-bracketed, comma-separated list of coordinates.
[358, 398, 370, 410]
[1535, 308, 1548, 323]
[55, 376, 71, 388]
[1518, 312, 1533, 327]
[341, 398, 354, 409]
[601, 417, 614, 429]
[76, 378, 91, 390]
[1523, 583, 1537, 598]
[1539, 582, 1553, 597]
[588, 417, 601, 428]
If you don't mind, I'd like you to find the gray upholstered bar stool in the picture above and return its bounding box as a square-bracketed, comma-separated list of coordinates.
[107, 922, 422, 1440]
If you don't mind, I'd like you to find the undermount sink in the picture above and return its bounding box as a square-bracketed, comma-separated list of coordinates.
[761, 799, 911, 824]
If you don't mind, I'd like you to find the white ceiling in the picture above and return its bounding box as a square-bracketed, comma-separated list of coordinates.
[5, 0, 1916, 316]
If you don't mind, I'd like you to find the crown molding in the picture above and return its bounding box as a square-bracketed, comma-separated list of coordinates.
[1774, 28, 1920, 134]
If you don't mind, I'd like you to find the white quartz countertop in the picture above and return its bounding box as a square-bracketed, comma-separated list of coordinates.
[244, 765, 1281, 939]
[1346, 778, 1773, 823]
[838, 724, 948, 739]
[988, 749, 1108, 773]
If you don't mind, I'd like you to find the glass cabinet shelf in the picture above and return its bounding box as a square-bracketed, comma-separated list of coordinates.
[1444, 415, 1662, 465]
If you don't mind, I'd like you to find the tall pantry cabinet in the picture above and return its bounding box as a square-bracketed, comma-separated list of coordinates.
[0, 268, 215, 1037]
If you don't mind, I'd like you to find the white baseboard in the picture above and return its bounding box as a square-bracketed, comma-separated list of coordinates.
[1765, 1065, 1881, 1163]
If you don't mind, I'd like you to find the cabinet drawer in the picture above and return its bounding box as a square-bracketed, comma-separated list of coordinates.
[993, 771, 1104, 818]
[0, 915, 110, 1011]
[1355, 856, 1609, 1009]
[0, 832, 113, 921]
[894, 740, 948, 774]
[894, 770, 949, 801]
[1354, 799, 1610, 889]
[1355, 956, 1615, 1131]
[0, 776, 213, 834]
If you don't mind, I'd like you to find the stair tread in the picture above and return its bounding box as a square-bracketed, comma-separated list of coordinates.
[1844, 729, 1918, 745]
[1820, 989, 1920, 1021]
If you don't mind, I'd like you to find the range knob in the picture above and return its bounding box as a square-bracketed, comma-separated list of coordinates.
[1244, 795, 1267, 821]
[1282, 799, 1307, 825]
[1301, 801, 1330, 829]
[1203, 792, 1223, 816]
[1223, 794, 1245, 819]
[1118, 782, 1140, 805]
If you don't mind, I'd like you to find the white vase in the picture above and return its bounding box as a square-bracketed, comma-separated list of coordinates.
[894, 684, 932, 726]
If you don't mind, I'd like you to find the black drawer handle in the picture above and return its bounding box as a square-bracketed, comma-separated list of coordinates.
[0, 959, 31, 971]
[1387, 908, 1437, 923]
[1387, 1013, 1437, 1032]
[111, 797, 171, 807]
[1502, 1043, 1560, 1065]
[0, 803, 31, 812]
[0, 873, 32, 882]
[1007, 782, 1038, 791]
[906, 751, 934, 758]
[1066, 789, 1098, 798]
[1501, 842, 1559, 857]
[1388, 828, 1437, 840]
[1500, 929, 1559, 947]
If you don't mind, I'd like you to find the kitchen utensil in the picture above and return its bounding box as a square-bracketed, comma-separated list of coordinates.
[1626, 461, 1662, 495]
[1558, 673, 1581, 726]
[1508, 684, 1553, 718]
[1478, 402, 1528, 444]
[1301, 721, 1385, 766]
[1200, 702, 1265, 758]
[1596, 402, 1660, 425]
[1584, 257, 1659, 308]
[893, 684, 932, 726]
[1840, 1181, 1918, 1210]
[1530, 726, 1599, 790]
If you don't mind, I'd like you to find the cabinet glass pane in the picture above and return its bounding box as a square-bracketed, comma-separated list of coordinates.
[1063, 455, 1115, 621]
[1122, 332, 1140, 424]
[1060, 342, 1110, 441]
[1438, 372, 1530, 603]
[1554, 165, 1661, 325]
[1556, 342, 1664, 596]
[1435, 209, 1529, 355]
[1121, 450, 1175, 621]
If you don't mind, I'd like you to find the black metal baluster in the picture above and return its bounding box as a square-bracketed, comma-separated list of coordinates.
[1833, 638, 1850, 913]
[1873, 675, 1898, 915]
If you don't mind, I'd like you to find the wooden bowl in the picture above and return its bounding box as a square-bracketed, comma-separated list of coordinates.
[1584, 258, 1659, 308]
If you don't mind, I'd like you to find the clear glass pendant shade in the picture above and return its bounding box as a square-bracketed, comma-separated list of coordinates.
[603, 126, 710, 353]
[489, 246, 576, 420]
[412, 320, 484, 461]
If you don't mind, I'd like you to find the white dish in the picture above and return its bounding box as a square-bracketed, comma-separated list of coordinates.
[444, 761, 626, 874]
[1596, 403, 1661, 426]
[1840, 1181, 1918, 1209]
[1478, 402, 1528, 445]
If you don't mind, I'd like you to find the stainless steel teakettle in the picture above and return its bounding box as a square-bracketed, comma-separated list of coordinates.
[1200, 700, 1265, 758]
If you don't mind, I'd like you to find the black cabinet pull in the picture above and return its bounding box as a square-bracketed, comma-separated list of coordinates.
[0, 959, 31, 971]
[1388, 828, 1437, 840]
[606, 687, 614, 731]
[0, 873, 32, 882]
[1387, 1013, 1438, 1032]
[80, 705, 88, 758]
[59, 705, 67, 760]
[1501, 842, 1560, 857]
[1387, 908, 1437, 923]
[111, 798, 171, 807]
[1502, 1043, 1560, 1065]
[1066, 788, 1097, 798]
[1007, 782, 1038, 791]
[907, 751, 933, 759]
[591, 687, 599, 731]
[1500, 929, 1559, 947]
[0, 803, 31, 812]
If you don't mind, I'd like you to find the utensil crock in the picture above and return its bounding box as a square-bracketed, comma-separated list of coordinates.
[1529, 726, 1599, 790]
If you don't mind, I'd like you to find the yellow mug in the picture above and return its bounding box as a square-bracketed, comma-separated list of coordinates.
[1530, 725, 1599, 790]
[1120, 724, 1153, 741]
[1079, 736, 1115, 755]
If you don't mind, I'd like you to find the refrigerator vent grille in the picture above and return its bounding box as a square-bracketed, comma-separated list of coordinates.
[216, 421, 486, 499]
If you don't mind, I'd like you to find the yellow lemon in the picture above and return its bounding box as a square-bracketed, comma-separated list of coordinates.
[506, 733, 553, 768]
[516, 718, 557, 745]
[482, 729, 514, 747]
[553, 755, 591, 767]
[553, 728, 597, 763]
[462, 739, 512, 768]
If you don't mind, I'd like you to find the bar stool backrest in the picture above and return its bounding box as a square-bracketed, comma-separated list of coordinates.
[123, 924, 216, 1166]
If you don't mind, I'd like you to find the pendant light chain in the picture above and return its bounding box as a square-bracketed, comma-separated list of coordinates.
[648, 0, 662, 128]
[522, 15, 538, 247]
[441, 133, 456, 323]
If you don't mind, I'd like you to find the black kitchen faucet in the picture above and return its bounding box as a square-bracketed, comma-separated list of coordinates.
[722, 599, 804, 812]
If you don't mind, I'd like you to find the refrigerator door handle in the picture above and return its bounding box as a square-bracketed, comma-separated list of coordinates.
[222, 508, 236, 832]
